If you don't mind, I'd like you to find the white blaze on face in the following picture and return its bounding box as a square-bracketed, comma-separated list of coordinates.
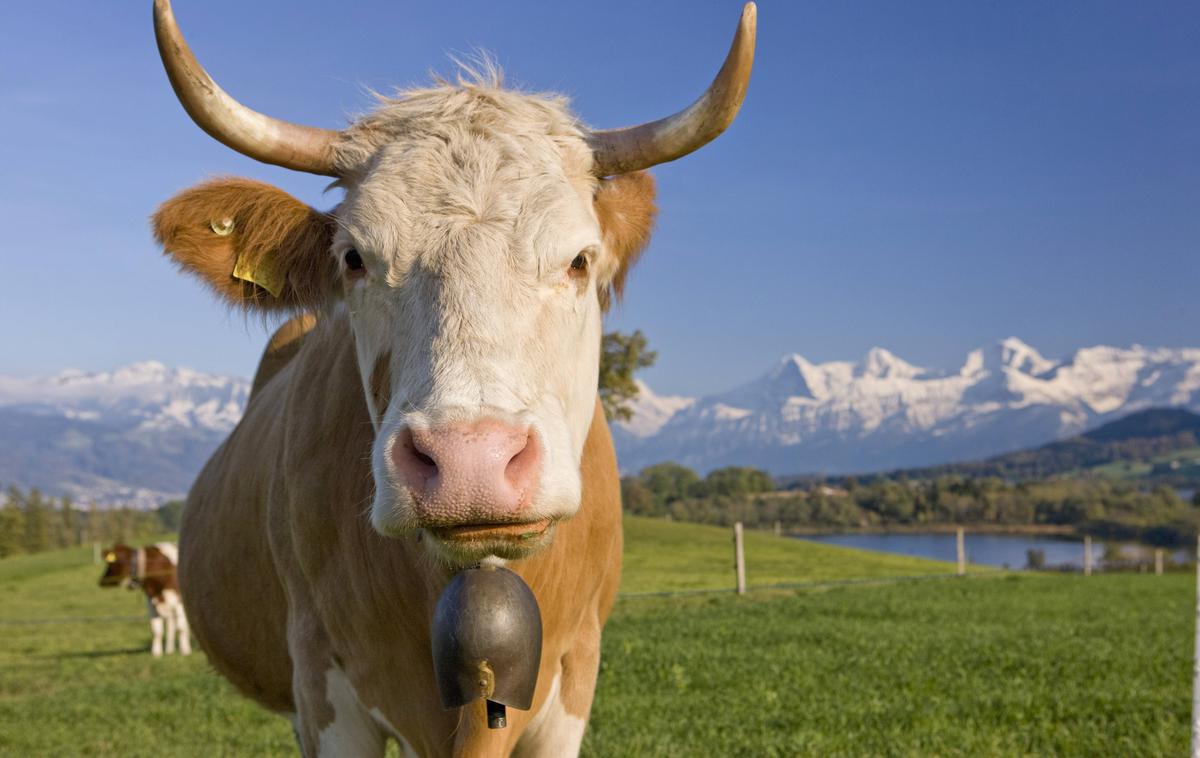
[329, 93, 608, 544]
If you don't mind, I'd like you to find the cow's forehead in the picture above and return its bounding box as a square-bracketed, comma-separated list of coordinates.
[333, 77, 597, 186]
[332, 84, 601, 266]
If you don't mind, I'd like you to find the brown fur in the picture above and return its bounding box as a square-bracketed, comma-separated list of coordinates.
[179, 312, 623, 755]
[152, 178, 337, 312]
[250, 312, 318, 397]
[594, 172, 658, 307]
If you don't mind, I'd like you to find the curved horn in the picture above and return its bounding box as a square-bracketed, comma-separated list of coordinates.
[152, 0, 340, 176]
[588, 2, 757, 176]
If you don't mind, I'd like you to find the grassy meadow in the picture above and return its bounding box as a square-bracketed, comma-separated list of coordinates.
[0, 516, 1192, 756]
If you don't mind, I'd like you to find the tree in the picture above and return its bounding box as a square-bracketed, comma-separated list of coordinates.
[0, 488, 26, 558]
[598, 330, 656, 422]
[638, 463, 702, 506]
[23, 488, 51, 553]
[702, 466, 775, 497]
[619, 477, 659, 516]
[58, 495, 78, 549]
[157, 500, 185, 533]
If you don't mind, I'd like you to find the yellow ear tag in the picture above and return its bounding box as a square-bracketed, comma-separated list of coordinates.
[232, 252, 284, 298]
[214, 217, 284, 298]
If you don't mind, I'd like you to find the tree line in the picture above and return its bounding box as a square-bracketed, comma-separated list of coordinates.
[0, 485, 183, 559]
[621, 462, 1200, 547]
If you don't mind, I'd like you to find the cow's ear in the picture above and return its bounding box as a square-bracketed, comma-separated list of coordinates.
[594, 172, 657, 308]
[153, 177, 337, 311]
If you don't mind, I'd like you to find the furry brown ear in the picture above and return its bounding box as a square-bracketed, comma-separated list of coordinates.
[594, 172, 657, 307]
[152, 177, 337, 311]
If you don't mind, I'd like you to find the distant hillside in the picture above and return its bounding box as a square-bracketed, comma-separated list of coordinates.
[838, 408, 1200, 486]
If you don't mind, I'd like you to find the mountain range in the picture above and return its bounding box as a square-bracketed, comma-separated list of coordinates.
[2, 338, 1198, 507]
[613, 338, 1200, 476]
[0, 362, 248, 508]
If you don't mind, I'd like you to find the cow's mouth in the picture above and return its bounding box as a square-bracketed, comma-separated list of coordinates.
[431, 519, 553, 544]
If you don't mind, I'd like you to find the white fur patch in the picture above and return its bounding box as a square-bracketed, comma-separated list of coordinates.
[147, 589, 190, 656]
[515, 673, 587, 758]
[316, 666, 385, 758]
[154, 542, 179, 566]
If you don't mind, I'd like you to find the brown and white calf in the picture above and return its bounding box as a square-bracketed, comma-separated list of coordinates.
[149, 0, 754, 755]
[98, 543, 192, 657]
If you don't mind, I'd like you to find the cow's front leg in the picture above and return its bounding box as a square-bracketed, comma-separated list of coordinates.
[289, 618, 386, 758]
[175, 604, 192, 655]
[149, 616, 165, 657]
[513, 621, 601, 758]
[163, 605, 177, 655]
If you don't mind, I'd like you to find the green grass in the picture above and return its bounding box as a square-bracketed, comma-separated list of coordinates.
[620, 516, 962, 594]
[587, 574, 1192, 756]
[0, 521, 1191, 756]
[0, 544, 291, 756]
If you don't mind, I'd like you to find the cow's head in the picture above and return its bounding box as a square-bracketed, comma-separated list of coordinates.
[151, 0, 755, 565]
[98, 545, 135, 588]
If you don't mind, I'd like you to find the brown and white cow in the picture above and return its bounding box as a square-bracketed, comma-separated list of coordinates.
[98, 543, 192, 657]
[149, 0, 754, 754]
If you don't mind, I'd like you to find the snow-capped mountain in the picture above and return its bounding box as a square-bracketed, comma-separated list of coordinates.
[5, 339, 1199, 506]
[0, 362, 249, 508]
[614, 339, 1200, 475]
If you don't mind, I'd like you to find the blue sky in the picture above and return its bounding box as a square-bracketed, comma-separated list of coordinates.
[1, 1, 1196, 396]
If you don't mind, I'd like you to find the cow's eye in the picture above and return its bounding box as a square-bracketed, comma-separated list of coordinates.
[568, 253, 588, 276]
[344, 249, 364, 272]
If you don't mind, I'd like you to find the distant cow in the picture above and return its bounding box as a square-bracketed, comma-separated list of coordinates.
[99, 543, 192, 657]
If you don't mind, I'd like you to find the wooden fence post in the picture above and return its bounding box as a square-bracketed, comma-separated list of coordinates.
[733, 522, 746, 595]
[1156, 548, 1164, 576]
[774, 520, 782, 538]
[956, 527, 966, 576]
[93, 541, 101, 566]
[1084, 536, 1093, 576]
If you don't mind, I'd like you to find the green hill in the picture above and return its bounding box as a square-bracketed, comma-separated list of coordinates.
[863, 407, 1200, 486]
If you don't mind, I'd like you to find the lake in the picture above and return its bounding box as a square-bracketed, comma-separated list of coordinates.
[797, 532, 1183, 569]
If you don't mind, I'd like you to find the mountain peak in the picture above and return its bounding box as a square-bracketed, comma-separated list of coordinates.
[963, 337, 1056, 376]
[860, 347, 923, 379]
[995, 337, 1055, 375]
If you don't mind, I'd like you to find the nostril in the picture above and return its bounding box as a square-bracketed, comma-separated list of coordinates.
[398, 428, 439, 480]
[504, 431, 541, 490]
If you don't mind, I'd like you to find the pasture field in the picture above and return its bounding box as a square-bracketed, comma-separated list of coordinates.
[0, 517, 1190, 756]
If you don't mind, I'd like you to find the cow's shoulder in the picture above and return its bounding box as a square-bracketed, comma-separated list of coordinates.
[250, 312, 320, 399]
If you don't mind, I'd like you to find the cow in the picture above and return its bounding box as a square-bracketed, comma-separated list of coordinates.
[149, 0, 754, 755]
[98, 543, 192, 657]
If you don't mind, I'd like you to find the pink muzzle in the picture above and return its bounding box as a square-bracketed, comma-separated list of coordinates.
[391, 418, 542, 526]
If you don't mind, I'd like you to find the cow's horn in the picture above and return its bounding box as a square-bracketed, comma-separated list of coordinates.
[152, 0, 340, 176]
[587, 2, 757, 177]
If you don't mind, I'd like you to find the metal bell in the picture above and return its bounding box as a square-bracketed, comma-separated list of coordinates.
[431, 565, 543, 728]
